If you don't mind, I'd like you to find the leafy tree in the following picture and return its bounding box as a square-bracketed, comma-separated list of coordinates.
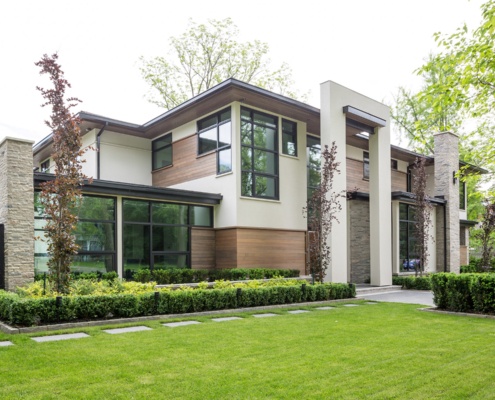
[303, 143, 345, 282]
[140, 18, 300, 110]
[472, 199, 495, 270]
[411, 157, 433, 277]
[36, 53, 91, 293]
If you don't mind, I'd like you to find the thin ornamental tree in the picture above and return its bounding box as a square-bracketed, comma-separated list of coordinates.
[303, 143, 345, 282]
[474, 199, 495, 271]
[36, 53, 91, 293]
[411, 157, 433, 277]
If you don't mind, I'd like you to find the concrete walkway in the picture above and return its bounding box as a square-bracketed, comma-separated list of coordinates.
[356, 290, 435, 307]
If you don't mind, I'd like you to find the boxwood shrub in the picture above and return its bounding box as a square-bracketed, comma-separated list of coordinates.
[0, 282, 354, 327]
[392, 275, 431, 290]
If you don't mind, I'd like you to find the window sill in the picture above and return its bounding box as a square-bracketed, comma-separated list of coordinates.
[240, 196, 280, 204]
[152, 164, 173, 173]
[216, 171, 233, 178]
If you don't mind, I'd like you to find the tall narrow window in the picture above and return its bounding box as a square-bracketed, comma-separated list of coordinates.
[459, 180, 466, 210]
[307, 135, 321, 200]
[399, 203, 420, 272]
[152, 134, 172, 170]
[363, 151, 369, 179]
[282, 119, 297, 156]
[241, 107, 279, 199]
[198, 108, 232, 174]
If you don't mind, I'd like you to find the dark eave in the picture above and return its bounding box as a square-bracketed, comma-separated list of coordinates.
[391, 191, 446, 205]
[460, 219, 478, 227]
[34, 173, 222, 205]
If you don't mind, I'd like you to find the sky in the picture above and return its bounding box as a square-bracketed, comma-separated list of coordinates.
[0, 0, 486, 145]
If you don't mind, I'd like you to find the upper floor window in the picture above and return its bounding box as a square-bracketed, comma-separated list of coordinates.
[363, 151, 370, 179]
[241, 107, 279, 199]
[40, 159, 50, 173]
[198, 108, 232, 174]
[459, 180, 466, 210]
[152, 134, 172, 171]
[282, 119, 297, 156]
[307, 135, 321, 200]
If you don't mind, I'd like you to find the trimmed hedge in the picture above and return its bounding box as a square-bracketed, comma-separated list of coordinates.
[132, 268, 300, 284]
[392, 276, 432, 290]
[0, 283, 355, 327]
[431, 273, 495, 313]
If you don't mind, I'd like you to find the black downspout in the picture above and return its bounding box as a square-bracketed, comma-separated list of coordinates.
[96, 122, 108, 180]
[443, 203, 447, 272]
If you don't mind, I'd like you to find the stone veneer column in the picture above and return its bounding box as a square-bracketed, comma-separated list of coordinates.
[434, 131, 460, 273]
[0, 137, 34, 290]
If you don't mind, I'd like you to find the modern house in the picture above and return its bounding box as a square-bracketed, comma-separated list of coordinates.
[0, 79, 482, 291]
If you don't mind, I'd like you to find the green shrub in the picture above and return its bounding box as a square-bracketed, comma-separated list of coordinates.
[392, 276, 431, 290]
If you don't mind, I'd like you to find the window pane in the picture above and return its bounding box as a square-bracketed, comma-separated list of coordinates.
[154, 254, 188, 270]
[123, 224, 150, 267]
[75, 222, 115, 252]
[254, 150, 277, 174]
[241, 172, 253, 196]
[241, 121, 252, 145]
[198, 115, 217, 131]
[254, 112, 277, 128]
[283, 132, 297, 156]
[152, 135, 171, 150]
[218, 148, 232, 174]
[308, 168, 321, 188]
[152, 226, 189, 252]
[241, 147, 252, 171]
[77, 196, 115, 221]
[72, 254, 115, 274]
[255, 175, 276, 198]
[153, 146, 172, 169]
[220, 109, 231, 122]
[399, 203, 407, 220]
[123, 200, 149, 222]
[253, 126, 276, 150]
[199, 127, 217, 154]
[218, 121, 231, 148]
[241, 108, 251, 120]
[190, 206, 212, 227]
[152, 203, 188, 225]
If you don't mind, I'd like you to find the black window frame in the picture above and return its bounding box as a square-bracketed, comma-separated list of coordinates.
[363, 151, 370, 180]
[306, 135, 321, 200]
[399, 203, 420, 272]
[282, 119, 297, 157]
[152, 133, 173, 171]
[197, 107, 232, 175]
[40, 159, 50, 173]
[240, 107, 279, 200]
[459, 180, 466, 210]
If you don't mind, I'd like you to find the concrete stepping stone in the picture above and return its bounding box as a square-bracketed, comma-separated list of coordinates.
[0, 341, 14, 347]
[287, 310, 310, 314]
[343, 304, 359, 307]
[253, 313, 278, 318]
[162, 321, 201, 328]
[211, 317, 242, 322]
[103, 326, 152, 335]
[315, 306, 335, 310]
[32, 333, 89, 343]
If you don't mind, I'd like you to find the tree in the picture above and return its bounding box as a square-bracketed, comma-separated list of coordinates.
[36, 53, 91, 293]
[140, 18, 300, 110]
[473, 199, 495, 270]
[303, 143, 345, 282]
[411, 157, 433, 277]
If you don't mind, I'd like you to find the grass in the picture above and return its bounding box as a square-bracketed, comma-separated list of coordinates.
[1, 301, 495, 399]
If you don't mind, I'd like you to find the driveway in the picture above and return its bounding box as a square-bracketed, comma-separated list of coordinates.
[356, 290, 435, 307]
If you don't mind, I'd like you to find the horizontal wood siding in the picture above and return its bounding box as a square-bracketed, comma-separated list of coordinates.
[236, 228, 306, 273]
[215, 229, 238, 269]
[191, 228, 216, 269]
[346, 158, 408, 193]
[152, 135, 216, 187]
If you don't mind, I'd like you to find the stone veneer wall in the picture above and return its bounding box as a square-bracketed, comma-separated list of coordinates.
[434, 132, 460, 273]
[349, 199, 370, 283]
[0, 137, 34, 290]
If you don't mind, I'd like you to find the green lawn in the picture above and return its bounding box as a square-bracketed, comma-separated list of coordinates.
[1, 301, 495, 399]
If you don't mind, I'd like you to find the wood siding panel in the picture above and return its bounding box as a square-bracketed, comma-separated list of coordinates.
[346, 158, 408, 193]
[460, 245, 469, 266]
[152, 135, 216, 187]
[215, 229, 238, 269]
[191, 228, 216, 269]
[236, 228, 306, 273]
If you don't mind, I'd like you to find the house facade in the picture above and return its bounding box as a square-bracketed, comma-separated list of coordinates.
[0, 79, 480, 291]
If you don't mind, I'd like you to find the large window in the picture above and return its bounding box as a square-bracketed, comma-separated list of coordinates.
[198, 108, 232, 174]
[241, 107, 279, 199]
[399, 203, 420, 272]
[282, 119, 297, 156]
[122, 199, 213, 278]
[152, 133, 172, 170]
[459, 180, 466, 210]
[34, 194, 117, 275]
[307, 135, 321, 200]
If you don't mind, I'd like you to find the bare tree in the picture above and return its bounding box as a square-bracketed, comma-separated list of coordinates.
[303, 143, 346, 282]
[36, 53, 91, 293]
[411, 157, 433, 276]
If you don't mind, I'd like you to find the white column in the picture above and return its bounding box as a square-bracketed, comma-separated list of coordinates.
[320, 82, 348, 283]
[369, 126, 392, 286]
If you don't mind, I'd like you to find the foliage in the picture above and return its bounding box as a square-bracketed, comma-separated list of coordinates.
[0, 283, 355, 326]
[411, 157, 433, 276]
[35, 53, 91, 294]
[303, 143, 346, 281]
[140, 18, 301, 110]
[472, 199, 495, 270]
[392, 275, 432, 290]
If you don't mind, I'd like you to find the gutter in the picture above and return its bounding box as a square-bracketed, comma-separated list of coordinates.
[96, 122, 108, 180]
